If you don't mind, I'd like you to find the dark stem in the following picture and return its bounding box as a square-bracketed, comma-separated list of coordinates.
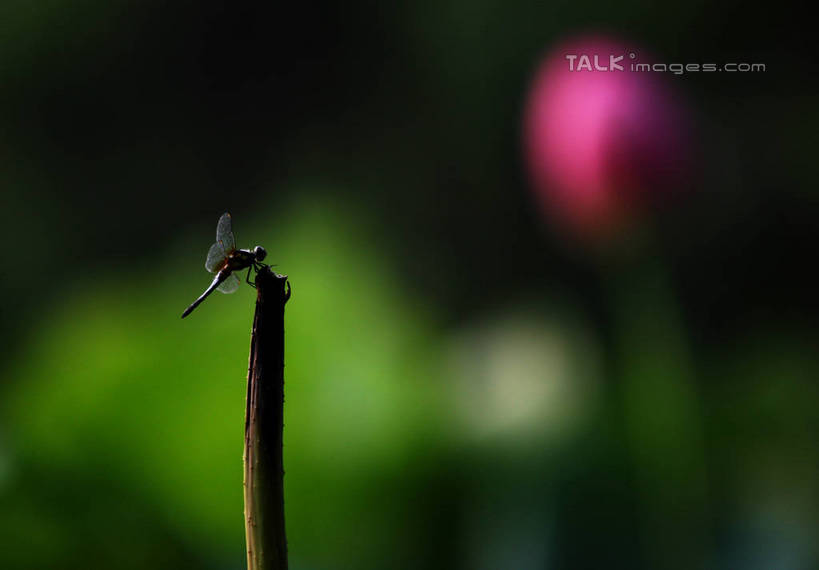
[244, 266, 291, 570]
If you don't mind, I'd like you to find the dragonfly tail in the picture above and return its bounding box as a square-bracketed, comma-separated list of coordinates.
[181, 274, 224, 318]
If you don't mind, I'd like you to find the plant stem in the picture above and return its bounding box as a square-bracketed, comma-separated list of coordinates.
[244, 266, 291, 570]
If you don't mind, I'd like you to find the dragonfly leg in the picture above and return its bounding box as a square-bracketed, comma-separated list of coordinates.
[246, 266, 257, 288]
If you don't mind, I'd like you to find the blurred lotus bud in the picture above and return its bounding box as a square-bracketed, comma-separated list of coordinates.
[524, 34, 692, 240]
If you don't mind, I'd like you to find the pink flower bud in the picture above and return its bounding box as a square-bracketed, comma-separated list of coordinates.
[524, 35, 692, 240]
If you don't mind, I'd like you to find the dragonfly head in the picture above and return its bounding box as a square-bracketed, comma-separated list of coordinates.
[253, 245, 267, 262]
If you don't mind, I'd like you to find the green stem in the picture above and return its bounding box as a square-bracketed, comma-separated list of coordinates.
[244, 267, 291, 570]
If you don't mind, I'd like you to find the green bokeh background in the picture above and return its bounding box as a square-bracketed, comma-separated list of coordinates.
[1, 1, 816, 569]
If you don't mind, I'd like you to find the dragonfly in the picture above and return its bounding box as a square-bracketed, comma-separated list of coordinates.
[181, 212, 268, 318]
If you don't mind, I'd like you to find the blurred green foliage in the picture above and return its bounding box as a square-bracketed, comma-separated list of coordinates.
[1, 200, 451, 569]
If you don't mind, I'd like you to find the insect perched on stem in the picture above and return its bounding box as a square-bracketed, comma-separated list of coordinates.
[181, 212, 268, 318]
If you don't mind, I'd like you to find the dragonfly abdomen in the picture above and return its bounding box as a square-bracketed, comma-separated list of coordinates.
[181, 272, 230, 318]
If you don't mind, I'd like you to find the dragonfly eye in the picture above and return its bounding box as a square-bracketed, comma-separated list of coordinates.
[254, 246, 267, 262]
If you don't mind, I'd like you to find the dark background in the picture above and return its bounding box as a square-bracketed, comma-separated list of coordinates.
[1, 1, 816, 569]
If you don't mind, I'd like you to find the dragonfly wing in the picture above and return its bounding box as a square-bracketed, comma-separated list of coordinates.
[216, 212, 236, 252]
[217, 273, 240, 294]
[205, 241, 226, 273]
